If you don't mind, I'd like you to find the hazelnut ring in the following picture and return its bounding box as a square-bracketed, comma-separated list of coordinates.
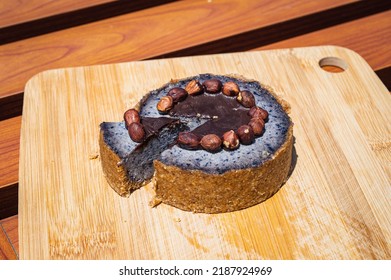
[153, 78, 269, 153]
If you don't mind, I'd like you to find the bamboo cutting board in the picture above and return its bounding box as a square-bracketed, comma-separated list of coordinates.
[19, 46, 391, 259]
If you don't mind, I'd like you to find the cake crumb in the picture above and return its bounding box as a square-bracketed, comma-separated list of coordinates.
[174, 218, 181, 222]
[149, 196, 162, 208]
[89, 154, 99, 160]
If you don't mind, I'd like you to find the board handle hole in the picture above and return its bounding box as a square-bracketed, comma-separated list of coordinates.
[319, 57, 348, 73]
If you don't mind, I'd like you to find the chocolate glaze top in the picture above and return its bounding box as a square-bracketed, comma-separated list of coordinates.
[169, 93, 251, 137]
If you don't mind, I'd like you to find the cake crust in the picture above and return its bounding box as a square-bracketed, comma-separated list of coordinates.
[99, 130, 143, 197]
[153, 125, 293, 213]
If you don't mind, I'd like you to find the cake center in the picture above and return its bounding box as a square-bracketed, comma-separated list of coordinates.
[169, 93, 251, 137]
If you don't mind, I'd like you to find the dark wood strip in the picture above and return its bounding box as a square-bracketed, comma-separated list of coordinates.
[152, 0, 391, 59]
[0, 0, 112, 28]
[0, 183, 18, 220]
[375, 68, 391, 92]
[0, 0, 179, 45]
[0, 93, 24, 121]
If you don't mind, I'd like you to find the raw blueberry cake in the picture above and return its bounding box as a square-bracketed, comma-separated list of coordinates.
[99, 74, 293, 213]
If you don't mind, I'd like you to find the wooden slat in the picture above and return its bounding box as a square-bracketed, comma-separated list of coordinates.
[153, 1, 391, 59]
[257, 11, 391, 74]
[0, 219, 17, 259]
[0, 215, 18, 258]
[0, 116, 20, 187]
[0, 0, 179, 44]
[0, 116, 20, 219]
[0, 0, 358, 100]
[0, 0, 112, 28]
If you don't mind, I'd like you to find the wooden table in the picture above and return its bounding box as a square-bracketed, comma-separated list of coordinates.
[1, 0, 390, 260]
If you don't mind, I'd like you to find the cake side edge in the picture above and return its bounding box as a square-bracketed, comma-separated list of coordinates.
[99, 128, 143, 197]
[153, 124, 294, 214]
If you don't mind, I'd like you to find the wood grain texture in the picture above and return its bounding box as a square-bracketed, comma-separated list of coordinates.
[257, 11, 391, 72]
[0, 116, 20, 187]
[0, 0, 356, 99]
[155, 0, 390, 59]
[19, 47, 391, 259]
[0, 0, 179, 44]
[0, 0, 111, 27]
[0, 215, 18, 258]
[0, 117, 20, 219]
[0, 219, 17, 259]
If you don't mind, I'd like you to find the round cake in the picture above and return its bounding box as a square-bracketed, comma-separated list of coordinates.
[99, 74, 293, 213]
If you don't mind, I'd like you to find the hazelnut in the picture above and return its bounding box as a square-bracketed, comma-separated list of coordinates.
[157, 96, 174, 113]
[202, 79, 222, 94]
[123, 108, 140, 129]
[200, 134, 222, 152]
[248, 106, 268, 120]
[237, 90, 255, 108]
[248, 117, 265, 136]
[185, 80, 203, 95]
[222, 81, 240, 96]
[167, 87, 188, 103]
[177, 132, 199, 150]
[128, 122, 145, 143]
[222, 130, 240, 150]
[236, 125, 255, 145]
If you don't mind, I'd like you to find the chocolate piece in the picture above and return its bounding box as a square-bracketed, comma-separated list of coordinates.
[170, 93, 251, 138]
[141, 117, 178, 139]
